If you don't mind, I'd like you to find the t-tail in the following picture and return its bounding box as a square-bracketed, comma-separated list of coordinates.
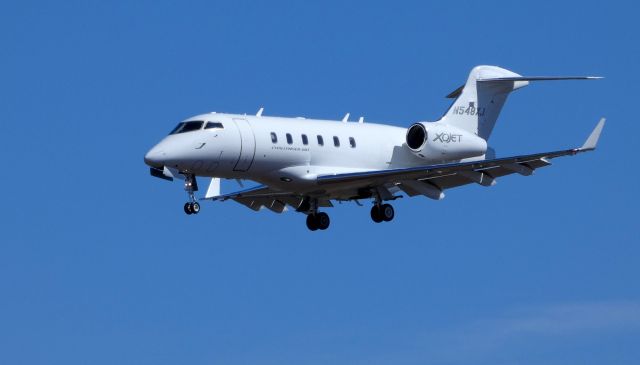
[439, 65, 601, 140]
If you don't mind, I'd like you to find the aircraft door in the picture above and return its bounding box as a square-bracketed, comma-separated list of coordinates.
[232, 118, 256, 172]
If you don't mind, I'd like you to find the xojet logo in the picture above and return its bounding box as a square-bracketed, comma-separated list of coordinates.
[433, 132, 462, 143]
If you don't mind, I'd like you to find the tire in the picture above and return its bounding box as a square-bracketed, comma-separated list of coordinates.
[317, 212, 330, 230]
[191, 202, 200, 214]
[381, 204, 394, 222]
[370, 205, 383, 223]
[306, 214, 318, 231]
[184, 202, 193, 215]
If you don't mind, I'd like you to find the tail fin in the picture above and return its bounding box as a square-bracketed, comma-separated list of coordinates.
[439, 65, 600, 140]
[440, 65, 527, 140]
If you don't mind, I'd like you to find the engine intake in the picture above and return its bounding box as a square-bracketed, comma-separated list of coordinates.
[406, 123, 428, 150]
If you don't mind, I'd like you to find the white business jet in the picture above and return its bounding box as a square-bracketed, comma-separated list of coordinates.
[144, 65, 604, 231]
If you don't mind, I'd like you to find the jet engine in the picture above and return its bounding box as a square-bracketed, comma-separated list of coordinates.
[405, 122, 487, 160]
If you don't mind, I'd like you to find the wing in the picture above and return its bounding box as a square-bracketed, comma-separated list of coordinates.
[317, 118, 605, 200]
[205, 119, 604, 211]
[203, 184, 333, 213]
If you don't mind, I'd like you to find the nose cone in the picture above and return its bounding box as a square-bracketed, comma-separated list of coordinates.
[144, 145, 165, 168]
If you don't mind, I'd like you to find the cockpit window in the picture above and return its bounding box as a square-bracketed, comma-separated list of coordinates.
[169, 121, 204, 135]
[169, 124, 183, 134]
[205, 122, 224, 129]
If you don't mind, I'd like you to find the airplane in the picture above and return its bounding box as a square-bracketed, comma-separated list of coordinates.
[144, 65, 605, 231]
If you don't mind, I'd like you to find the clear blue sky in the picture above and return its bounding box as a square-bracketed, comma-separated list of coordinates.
[1, 1, 638, 364]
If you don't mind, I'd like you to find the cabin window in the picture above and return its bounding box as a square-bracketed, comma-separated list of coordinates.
[317, 135, 324, 146]
[333, 136, 340, 147]
[270, 132, 277, 143]
[205, 121, 224, 129]
[301, 134, 308, 145]
[286, 133, 293, 144]
[349, 137, 356, 148]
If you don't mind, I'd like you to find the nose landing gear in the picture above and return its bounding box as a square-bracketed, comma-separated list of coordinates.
[183, 174, 200, 215]
[184, 202, 200, 215]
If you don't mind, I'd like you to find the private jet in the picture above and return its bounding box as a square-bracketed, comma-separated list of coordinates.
[144, 65, 604, 231]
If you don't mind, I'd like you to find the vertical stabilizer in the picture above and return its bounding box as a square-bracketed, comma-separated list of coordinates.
[440, 65, 529, 140]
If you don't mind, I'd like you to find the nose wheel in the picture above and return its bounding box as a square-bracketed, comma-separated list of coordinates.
[184, 202, 200, 215]
[371, 203, 394, 223]
[183, 174, 200, 215]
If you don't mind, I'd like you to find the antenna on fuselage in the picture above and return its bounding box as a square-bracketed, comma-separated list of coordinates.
[256, 107, 264, 117]
[358, 116, 364, 123]
[342, 113, 350, 123]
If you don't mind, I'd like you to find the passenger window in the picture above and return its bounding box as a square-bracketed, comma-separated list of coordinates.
[349, 137, 356, 148]
[286, 133, 293, 145]
[333, 136, 340, 147]
[271, 132, 277, 143]
[317, 135, 324, 146]
[301, 134, 308, 145]
[205, 122, 224, 129]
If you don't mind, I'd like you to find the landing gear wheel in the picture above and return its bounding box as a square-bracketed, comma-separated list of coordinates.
[381, 204, 394, 222]
[306, 214, 318, 231]
[370, 205, 383, 223]
[182, 174, 199, 216]
[316, 212, 330, 230]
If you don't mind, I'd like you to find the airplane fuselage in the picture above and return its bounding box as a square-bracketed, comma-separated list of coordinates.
[145, 112, 445, 196]
[143, 65, 603, 230]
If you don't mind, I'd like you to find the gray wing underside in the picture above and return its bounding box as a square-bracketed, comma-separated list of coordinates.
[205, 185, 333, 213]
[207, 119, 604, 213]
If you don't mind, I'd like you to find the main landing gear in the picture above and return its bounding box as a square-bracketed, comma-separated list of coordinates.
[304, 198, 330, 231]
[183, 174, 200, 215]
[370, 203, 394, 223]
[306, 212, 330, 231]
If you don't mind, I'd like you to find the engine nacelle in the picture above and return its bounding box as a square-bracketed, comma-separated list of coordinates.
[405, 122, 487, 160]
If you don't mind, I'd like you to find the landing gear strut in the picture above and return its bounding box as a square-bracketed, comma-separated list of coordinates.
[183, 174, 200, 215]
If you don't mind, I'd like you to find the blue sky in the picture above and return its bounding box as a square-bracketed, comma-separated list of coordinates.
[1, 1, 638, 364]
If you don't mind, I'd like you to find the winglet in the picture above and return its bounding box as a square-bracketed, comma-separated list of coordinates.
[581, 118, 606, 151]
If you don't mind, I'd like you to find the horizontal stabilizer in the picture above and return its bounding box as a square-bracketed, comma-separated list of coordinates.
[446, 74, 602, 98]
[478, 76, 602, 82]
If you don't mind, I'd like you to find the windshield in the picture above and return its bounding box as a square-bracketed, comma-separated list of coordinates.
[169, 121, 204, 135]
[205, 121, 224, 129]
